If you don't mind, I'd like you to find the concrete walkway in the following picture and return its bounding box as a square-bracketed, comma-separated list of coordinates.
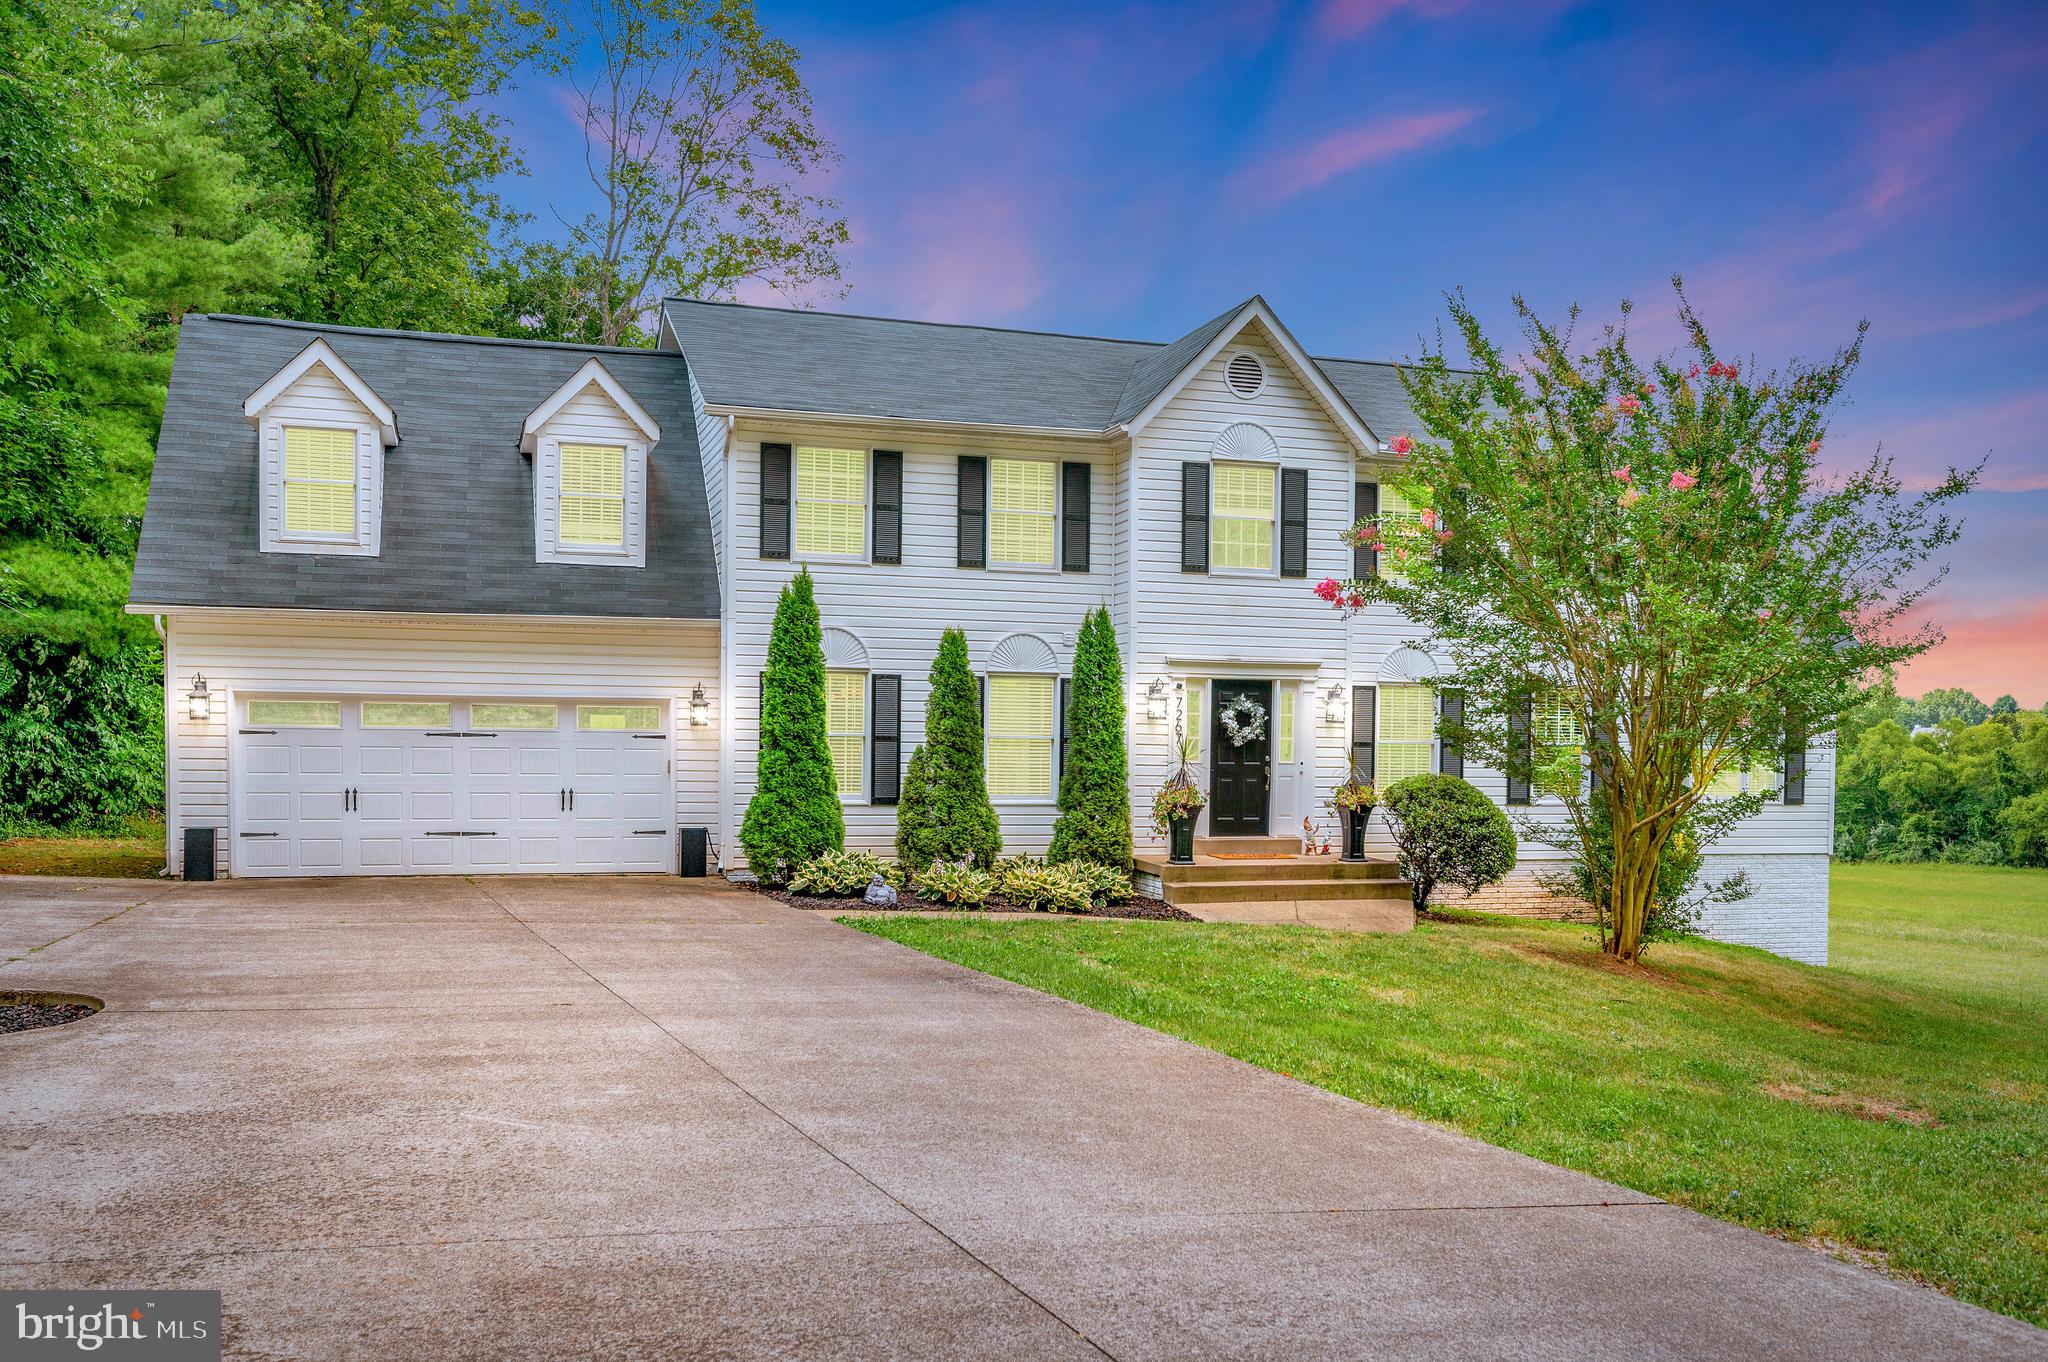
[2, 874, 2039, 1360]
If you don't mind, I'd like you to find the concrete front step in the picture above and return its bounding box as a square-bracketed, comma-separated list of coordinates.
[1167, 877, 1415, 906]
[1135, 854, 1402, 885]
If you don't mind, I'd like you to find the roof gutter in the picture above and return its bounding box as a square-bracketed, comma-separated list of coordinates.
[704, 403, 1109, 443]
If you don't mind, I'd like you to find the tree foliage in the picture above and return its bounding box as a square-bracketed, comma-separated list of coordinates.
[1835, 684, 2048, 865]
[1322, 284, 1979, 960]
[1379, 775, 1516, 914]
[740, 569, 843, 878]
[1048, 605, 1131, 869]
[894, 628, 1000, 870]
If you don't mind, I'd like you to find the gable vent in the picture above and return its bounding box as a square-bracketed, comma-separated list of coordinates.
[1225, 351, 1266, 399]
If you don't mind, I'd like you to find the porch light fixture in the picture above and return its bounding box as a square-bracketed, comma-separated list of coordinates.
[186, 674, 212, 722]
[689, 683, 711, 727]
[1319, 683, 1346, 727]
[1145, 678, 1170, 721]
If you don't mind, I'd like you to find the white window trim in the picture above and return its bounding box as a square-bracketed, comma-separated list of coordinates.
[826, 668, 869, 804]
[985, 669, 1059, 804]
[986, 453, 1061, 573]
[534, 434, 649, 568]
[792, 445, 873, 564]
[259, 417, 383, 557]
[1208, 459, 1280, 578]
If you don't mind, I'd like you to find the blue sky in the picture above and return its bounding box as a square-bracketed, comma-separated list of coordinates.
[496, 0, 2048, 702]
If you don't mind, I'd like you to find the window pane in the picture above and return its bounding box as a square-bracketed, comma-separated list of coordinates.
[1534, 690, 1585, 797]
[824, 671, 866, 797]
[284, 427, 355, 480]
[578, 703, 662, 731]
[1185, 679, 1205, 760]
[472, 703, 558, 729]
[362, 701, 452, 728]
[559, 444, 625, 546]
[989, 459, 1056, 566]
[1276, 687, 1295, 763]
[1210, 463, 1275, 571]
[282, 428, 357, 537]
[987, 674, 1054, 797]
[795, 447, 867, 557]
[990, 512, 1054, 566]
[1376, 684, 1435, 787]
[248, 699, 340, 727]
[284, 481, 357, 535]
[1707, 765, 1744, 796]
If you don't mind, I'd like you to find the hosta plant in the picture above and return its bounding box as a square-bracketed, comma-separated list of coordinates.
[788, 849, 892, 897]
[914, 861, 994, 907]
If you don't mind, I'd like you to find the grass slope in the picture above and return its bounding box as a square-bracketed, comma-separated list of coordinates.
[850, 864, 2048, 1327]
[0, 815, 166, 879]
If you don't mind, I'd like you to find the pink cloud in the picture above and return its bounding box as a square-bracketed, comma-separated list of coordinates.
[1313, 0, 1471, 40]
[847, 184, 1048, 323]
[1895, 596, 2048, 708]
[1239, 108, 1485, 205]
[1829, 390, 2048, 494]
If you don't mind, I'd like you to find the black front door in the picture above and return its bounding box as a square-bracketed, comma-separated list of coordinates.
[1209, 681, 1272, 836]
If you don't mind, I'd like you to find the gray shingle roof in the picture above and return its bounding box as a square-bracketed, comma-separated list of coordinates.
[130, 315, 718, 619]
[661, 297, 1424, 442]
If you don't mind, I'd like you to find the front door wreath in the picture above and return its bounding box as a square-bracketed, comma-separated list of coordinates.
[1218, 693, 1267, 747]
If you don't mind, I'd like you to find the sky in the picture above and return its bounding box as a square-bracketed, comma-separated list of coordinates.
[495, 0, 2048, 705]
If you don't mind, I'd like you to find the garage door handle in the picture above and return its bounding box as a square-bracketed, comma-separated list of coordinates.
[633, 829, 665, 835]
[240, 728, 276, 735]
[239, 831, 279, 838]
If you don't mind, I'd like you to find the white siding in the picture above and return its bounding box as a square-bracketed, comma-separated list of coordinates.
[163, 610, 719, 875]
[723, 424, 1120, 864]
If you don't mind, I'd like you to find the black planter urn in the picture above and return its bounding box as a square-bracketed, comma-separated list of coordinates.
[1342, 807, 1371, 861]
[1169, 815, 1196, 864]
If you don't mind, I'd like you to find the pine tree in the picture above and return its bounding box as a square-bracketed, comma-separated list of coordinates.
[896, 628, 1001, 869]
[1049, 605, 1131, 868]
[739, 569, 843, 879]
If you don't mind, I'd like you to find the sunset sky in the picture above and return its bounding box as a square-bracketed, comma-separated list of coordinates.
[500, 0, 2048, 704]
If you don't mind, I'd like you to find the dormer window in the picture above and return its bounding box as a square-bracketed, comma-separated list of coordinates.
[523, 358, 660, 567]
[244, 338, 396, 557]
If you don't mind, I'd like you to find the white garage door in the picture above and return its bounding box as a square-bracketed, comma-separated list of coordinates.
[235, 698, 673, 876]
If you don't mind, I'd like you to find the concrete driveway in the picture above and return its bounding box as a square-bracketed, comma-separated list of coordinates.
[2, 875, 2039, 1361]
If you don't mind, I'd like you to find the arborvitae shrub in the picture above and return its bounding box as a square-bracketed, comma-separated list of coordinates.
[739, 569, 844, 879]
[1048, 604, 1131, 869]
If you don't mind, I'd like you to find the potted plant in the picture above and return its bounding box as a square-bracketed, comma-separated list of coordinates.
[1151, 768, 1207, 865]
[1332, 775, 1377, 861]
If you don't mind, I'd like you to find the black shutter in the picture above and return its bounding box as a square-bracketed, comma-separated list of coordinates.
[1061, 461, 1091, 572]
[1351, 684, 1376, 783]
[1354, 480, 1378, 578]
[957, 456, 987, 568]
[1181, 462, 1210, 573]
[1279, 467, 1309, 578]
[1057, 677, 1071, 781]
[1439, 690, 1464, 777]
[1783, 723, 1808, 805]
[872, 450, 902, 565]
[871, 674, 902, 804]
[1506, 691, 1533, 805]
[760, 443, 791, 559]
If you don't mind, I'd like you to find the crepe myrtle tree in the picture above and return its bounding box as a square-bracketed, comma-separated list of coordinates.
[1314, 283, 1979, 962]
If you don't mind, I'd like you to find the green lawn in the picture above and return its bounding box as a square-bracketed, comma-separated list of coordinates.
[0, 815, 166, 879]
[849, 863, 2048, 1327]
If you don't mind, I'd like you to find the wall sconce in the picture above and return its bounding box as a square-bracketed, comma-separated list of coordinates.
[1144, 678, 1170, 721]
[1318, 683, 1346, 727]
[689, 682, 711, 727]
[186, 674, 212, 722]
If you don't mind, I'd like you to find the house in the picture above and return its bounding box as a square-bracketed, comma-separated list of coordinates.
[129, 298, 1834, 963]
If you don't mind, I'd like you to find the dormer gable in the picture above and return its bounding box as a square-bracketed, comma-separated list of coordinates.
[524, 359, 662, 568]
[243, 338, 395, 557]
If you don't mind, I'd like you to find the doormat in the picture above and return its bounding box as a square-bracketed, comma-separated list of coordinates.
[1208, 852, 1300, 859]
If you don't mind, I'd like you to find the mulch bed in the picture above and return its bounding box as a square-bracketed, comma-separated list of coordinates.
[750, 882, 1197, 921]
[0, 1000, 98, 1034]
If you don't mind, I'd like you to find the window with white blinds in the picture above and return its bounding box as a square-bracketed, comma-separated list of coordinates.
[559, 443, 626, 547]
[1276, 686, 1295, 763]
[1376, 684, 1435, 786]
[826, 670, 866, 798]
[987, 673, 1055, 798]
[282, 427, 358, 537]
[796, 447, 867, 558]
[989, 458, 1056, 566]
[1210, 463, 1276, 571]
[1534, 691, 1586, 797]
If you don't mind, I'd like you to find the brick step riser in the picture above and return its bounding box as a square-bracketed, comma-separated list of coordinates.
[1166, 880, 1415, 906]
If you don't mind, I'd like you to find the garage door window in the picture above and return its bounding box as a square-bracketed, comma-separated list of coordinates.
[578, 703, 662, 732]
[472, 703, 558, 729]
[362, 701, 452, 728]
[248, 699, 340, 727]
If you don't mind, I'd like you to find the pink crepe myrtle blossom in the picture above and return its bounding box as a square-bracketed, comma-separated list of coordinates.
[1345, 589, 1367, 610]
[1687, 363, 1701, 380]
[1314, 578, 1344, 603]
[1341, 524, 1382, 550]
[1807, 438, 1822, 454]
[1436, 529, 1454, 545]
[1618, 486, 1643, 509]
[1642, 382, 1657, 395]
[1616, 395, 1642, 417]
[1756, 608, 1773, 621]
[1668, 470, 1698, 490]
[1389, 434, 1415, 455]
[1612, 465, 1632, 483]
[1419, 508, 1439, 530]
